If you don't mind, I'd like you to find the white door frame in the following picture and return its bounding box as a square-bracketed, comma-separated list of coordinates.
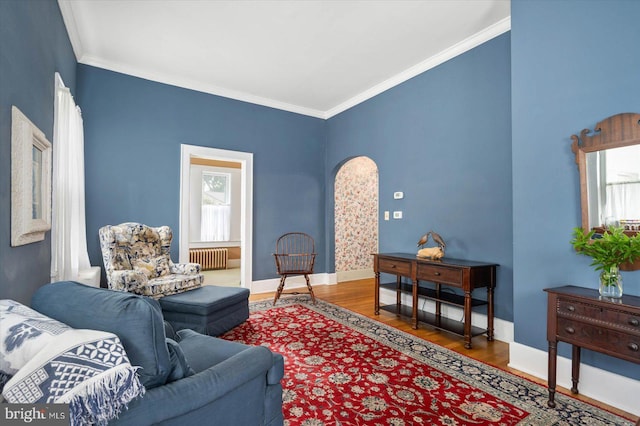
[179, 144, 253, 289]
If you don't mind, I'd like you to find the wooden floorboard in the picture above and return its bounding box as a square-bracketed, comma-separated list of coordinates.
[251, 278, 639, 423]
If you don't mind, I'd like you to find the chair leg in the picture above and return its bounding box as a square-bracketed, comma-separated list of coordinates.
[273, 275, 286, 305]
[304, 274, 316, 304]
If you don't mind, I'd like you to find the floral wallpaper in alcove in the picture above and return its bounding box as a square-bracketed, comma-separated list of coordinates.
[334, 157, 378, 272]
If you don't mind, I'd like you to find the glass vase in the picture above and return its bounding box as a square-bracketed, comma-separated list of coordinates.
[599, 266, 623, 298]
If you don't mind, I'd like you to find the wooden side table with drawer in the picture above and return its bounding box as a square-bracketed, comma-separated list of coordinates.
[544, 285, 640, 408]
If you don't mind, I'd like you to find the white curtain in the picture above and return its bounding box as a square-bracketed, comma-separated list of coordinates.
[606, 182, 640, 220]
[201, 205, 231, 241]
[50, 74, 91, 282]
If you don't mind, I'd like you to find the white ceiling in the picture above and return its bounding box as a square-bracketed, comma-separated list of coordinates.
[59, 0, 510, 119]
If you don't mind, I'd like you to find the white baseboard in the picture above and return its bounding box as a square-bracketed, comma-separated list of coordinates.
[250, 272, 337, 294]
[336, 268, 375, 282]
[379, 288, 514, 343]
[509, 341, 640, 416]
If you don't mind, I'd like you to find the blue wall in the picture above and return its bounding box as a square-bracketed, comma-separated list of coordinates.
[512, 0, 640, 378]
[76, 66, 326, 281]
[0, 0, 77, 304]
[3, 0, 640, 384]
[326, 33, 513, 321]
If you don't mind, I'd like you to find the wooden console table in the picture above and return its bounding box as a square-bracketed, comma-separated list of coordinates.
[545, 286, 640, 408]
[373, 253, 497, 349]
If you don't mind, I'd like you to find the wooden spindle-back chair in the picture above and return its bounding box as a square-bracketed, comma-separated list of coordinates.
[273, 232, 316, 304]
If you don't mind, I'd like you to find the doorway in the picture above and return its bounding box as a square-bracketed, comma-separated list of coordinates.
[179, 144, 253, 289]
[334, 156, 379, 282]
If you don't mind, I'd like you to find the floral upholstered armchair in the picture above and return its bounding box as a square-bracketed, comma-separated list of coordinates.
[99, 222, 204, 298]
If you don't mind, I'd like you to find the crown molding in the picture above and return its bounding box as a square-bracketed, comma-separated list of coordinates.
[57, 0, 83, 61]
[77, 55, 328, 119]
[324, 16, 511, 119]
[59, 0, 510, 121]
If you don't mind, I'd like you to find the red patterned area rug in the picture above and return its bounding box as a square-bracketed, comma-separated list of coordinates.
[222, 298, 633, 426]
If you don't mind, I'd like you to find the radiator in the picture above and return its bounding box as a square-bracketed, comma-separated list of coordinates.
[189, 248, 228, 270]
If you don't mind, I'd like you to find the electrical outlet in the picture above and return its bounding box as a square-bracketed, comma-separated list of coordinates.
[393, 211, 402, 219]
[384, 211, 390, 221]
[393, 191, 404, 199]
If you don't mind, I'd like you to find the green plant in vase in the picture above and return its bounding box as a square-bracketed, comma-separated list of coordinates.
[571, 226, 640, 298]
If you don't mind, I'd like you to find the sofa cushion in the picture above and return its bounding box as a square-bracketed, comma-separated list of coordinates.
[31, 281, 171, 389]
[177, 329, 284, 386]
[165, 338, 194, 382]
[176, 329, 249, 372]
[140, 274, 202, 299]
[163, 320, 179, 341]
[132, 255, 171, 279]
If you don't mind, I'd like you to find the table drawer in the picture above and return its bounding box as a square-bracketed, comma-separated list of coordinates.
[557, 318, 640, 362]
[417, 264, 462, 286]
[558, 298, 640, 333]
[378, 258, 411, 276]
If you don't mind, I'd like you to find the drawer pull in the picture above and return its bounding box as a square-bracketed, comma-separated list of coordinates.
[434, 272, 441, 276]
[629, 343, 639, 352]
[391, 265, 396, 268]
[567, 305, 575, 312]
[629, 318, 639, 327]
[565, 327, 575, 334]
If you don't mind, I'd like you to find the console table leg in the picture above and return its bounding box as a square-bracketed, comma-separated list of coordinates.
[487, 285, 495, 341]
[435, 283, 442, 328]
[396, 275, 401, 316]
[374, 272, 380, 315]
[548, 341, 557, 408]
[463, 290, 472, 349]
[571, 345, 581, 394]
[412, 279, 418, 330]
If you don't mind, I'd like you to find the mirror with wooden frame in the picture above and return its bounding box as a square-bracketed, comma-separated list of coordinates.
[571, 113, 640, 270]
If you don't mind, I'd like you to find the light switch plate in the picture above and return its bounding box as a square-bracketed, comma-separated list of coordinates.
[393, 191, 404, 199]
[384, 211, 390, 221]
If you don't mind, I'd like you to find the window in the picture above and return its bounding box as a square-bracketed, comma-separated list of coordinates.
[602, 145, 640, 223]
[201, 172, 231, 241]
[202, 172, 230, 205]
[32, 145, 43, 219]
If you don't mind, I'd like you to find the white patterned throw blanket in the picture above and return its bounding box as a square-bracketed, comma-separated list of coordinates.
[0, 300, 145, 425]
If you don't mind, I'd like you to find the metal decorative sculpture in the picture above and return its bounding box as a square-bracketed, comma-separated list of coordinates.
[416, 231, 446, 260]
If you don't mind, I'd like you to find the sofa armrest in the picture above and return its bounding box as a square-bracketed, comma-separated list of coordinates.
[268, 352, 285, 385]
[170, 262, 201, 275]
[109, 270, 148, 292]
[111, 345, 277, 425]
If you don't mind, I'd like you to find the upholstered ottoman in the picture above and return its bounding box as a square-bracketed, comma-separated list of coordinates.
[159, 285, 250, 336]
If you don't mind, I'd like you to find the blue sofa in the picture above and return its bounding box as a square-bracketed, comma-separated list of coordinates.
[31, 281, 284, 426]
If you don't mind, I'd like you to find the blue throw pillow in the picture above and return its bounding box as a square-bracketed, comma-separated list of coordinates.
[165, 338, 194, 383]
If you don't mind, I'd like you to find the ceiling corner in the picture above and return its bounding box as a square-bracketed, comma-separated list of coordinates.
[58, 0, 84, 61]
[324, 15, 512, 120]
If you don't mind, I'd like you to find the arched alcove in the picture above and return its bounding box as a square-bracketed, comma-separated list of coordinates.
[334, 156, 379, 282]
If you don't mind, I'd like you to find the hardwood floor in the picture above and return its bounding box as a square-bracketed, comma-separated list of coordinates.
[251, 278, 639, 423]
